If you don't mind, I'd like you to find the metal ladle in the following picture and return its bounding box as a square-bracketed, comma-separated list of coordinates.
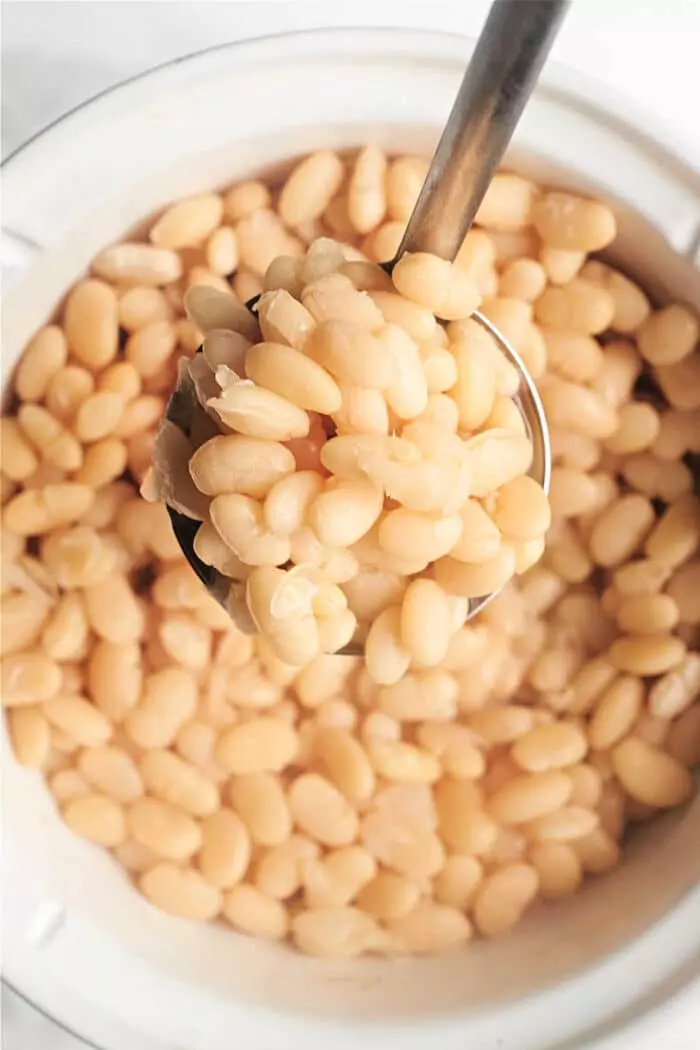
[165, 0, 567, 651]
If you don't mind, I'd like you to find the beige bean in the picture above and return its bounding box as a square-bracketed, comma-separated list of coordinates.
[666, 561, 700, 625]
[77, 746, 143, 802]
[125, 666, 197, 747]
[13, 325, 67, 401]
[314, 727, 375, 801]
[254, 836, 319, 899]
[449, 499, 502, 564]
[345, 146, 387, 233]
[140, 863, 222, 920]
[278, 151, 344, 226]
[62, 793, 126, 846]
[139, 749, 219, 816]
[475, 174, 538, 231]
[119, 287, 174, 333]
[216, 717, 298, 775]
[18, 404, 83, 471]
[608, 635, 686, 676]
[416, 721, 484, 778]
[210, 494, 291, 567]
[612, 558, 673, 597]
[149, 194, 223, 249]
[531, 192, 616, 251]
[369, 293, 437, 345]
[73, 439, 128, 489]
[44, 696, 112, 747]
[288, 773, 358, 847]
[305, 319, 394, 390]
[357, 871, 420, 920]
[645, 495, 700, 568]
[2, 651, 62, 706]
[499, 258, 547, 302]
[393, 252, 480, 321]
[655, 351, 700, 411]
[463, 428, 533, 498]
[362, 808, 445, 877]
[433, 856, 483, 910]
[307, 478, 382, 549]
[83, 574, 143, 644]
[666, 703, 700, 767]
[365, 606, 411, 685]
[587, 675, 643, 750]
[222, 882, 288, 938]
[1, 419, 40, 480]
[398, 580, 453, 668]
[616, 593, 679, 635]
[7, 706, 51, 768]
[293, 653, 358, 709]
[5, 485, 95, 539]
[434, 546, 517, 600]
[384, 155, 428, 221]
[529, 842, 582, 899]
[648, 654, 700, 719]
[302, 846, 376, 908]
[64, 279, 119, 370]
[605, 402, 660, 455]
[128, 797, 202, 860]
[88, 641, 143, 723]
[511, 721, 587, 772]
[292, 906, 383, 958]
[541, 330, 603, 384]
[256, 291, 313, 352]
[493, 475, 551, 539]
[189, 434, 294, 499]
[223, 179, 270, 221]
[261, 472, 324, 540]
[196, 809, 252, 888]
[540, 247, 585, 286]
[208, 381, 310, 441]
[589, 495, 655, 568]
[229, 771, 291, 846]
[244, 341, 342, 415]
[612, 738, 692, 808]
[473, 862, 539, 937]
[540, 377, 618, 439]
[637, 303, 698, 366]
[525, 806, 598, 843]
[434, 779, 497, 856]
[389, 903, 472, 954]
[488, 771, 572, 825]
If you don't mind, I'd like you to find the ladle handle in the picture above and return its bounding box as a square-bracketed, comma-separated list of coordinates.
[398, 0, 570, 262]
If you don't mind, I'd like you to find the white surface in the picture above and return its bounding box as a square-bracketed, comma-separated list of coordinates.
[2, 4, 700, 1049]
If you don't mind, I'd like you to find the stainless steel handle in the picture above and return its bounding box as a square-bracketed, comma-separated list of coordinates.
[398, 0, 570, 262]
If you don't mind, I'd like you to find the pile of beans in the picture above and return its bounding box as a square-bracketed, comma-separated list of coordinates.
[154, 232, 551, 670]
[2, 146, 699, 960]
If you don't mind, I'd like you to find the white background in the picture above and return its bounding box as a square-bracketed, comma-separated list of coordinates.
[2, 0, 699, 1047]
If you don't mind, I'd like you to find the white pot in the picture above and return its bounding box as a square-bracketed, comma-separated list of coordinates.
[2, 28, 699, 1050]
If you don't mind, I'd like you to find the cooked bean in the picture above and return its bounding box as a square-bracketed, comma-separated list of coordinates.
[473, 862, 539, 937]
[612, 738, 692, 808]
[608, 635, 686, 676]
[223, 882, 288, 938]
[63, 793, 126, 846]
[229, 772, 291, 846]
[64, 279, 119, 370]
[393, 252, 480, 321]
[589, 495, 655, 568]
[511, 722, 587, 771]
[7, 706, 50, 767]
[140, 863, 222, 920]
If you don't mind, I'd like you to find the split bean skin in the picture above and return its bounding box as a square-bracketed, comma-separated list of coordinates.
[2, 146, 698, 962]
